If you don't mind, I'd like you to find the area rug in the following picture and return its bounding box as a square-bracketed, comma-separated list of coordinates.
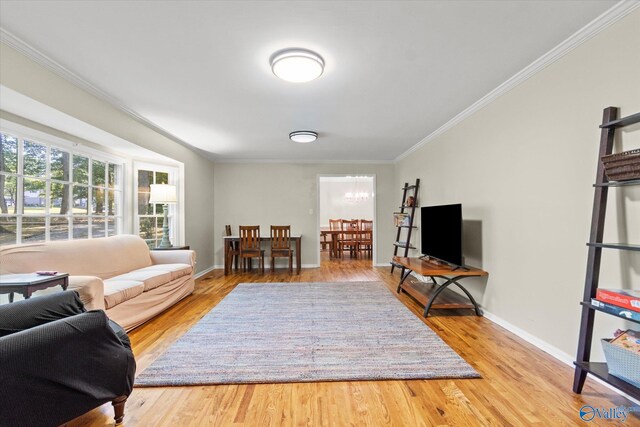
[135, 281, 479, 386]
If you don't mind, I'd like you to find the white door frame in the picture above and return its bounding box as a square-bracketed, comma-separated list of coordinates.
[317, 174, 377, 266]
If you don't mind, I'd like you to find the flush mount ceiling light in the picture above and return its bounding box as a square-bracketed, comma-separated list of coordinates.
[271, 48, 324, 83]
[289, 131, 318, 143]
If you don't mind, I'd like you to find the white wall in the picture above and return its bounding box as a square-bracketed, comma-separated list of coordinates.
[395, 10, 640, 360]
[213, 163, 395, 267]
[319, 177, 374, 227]
[0, 42, 216, 273]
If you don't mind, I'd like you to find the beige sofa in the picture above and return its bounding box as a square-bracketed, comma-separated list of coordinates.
[0, 235, 196, 331]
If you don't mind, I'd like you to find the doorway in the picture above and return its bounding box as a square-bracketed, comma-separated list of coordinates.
[318, 175, 376, 266]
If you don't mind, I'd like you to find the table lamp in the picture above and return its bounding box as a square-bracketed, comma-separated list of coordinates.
[149, 184, 177, 248]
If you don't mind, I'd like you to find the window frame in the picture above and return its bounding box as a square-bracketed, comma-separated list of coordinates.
[133, 161, 183, 248]
[0, 120, 126, 245]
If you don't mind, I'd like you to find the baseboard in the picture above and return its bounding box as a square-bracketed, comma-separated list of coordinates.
[194, 265, 216, 279]
[482, 310, 640, 405]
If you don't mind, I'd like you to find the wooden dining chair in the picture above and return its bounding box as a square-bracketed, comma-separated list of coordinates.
[340, 219, 359, 258]
[239, 225, 264, 273]
[225, 225, 239, 272]
[357, 219, 373, 258]
[329, 219, 342, 258]
[270, 225, 293, 273]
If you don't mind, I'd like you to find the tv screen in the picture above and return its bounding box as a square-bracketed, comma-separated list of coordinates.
[420, 203, 463, 266]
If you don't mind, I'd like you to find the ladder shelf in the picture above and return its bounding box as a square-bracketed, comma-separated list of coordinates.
[390, 179, 420, 274]
[573, 106, 640, 400]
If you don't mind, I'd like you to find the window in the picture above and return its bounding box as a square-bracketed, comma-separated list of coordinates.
[134, 163, 179, 249]
[0, 129, 124, 246]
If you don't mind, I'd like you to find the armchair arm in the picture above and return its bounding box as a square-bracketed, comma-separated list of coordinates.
[0, 290, 85, 337]
[150, 249, 196, 268]
[0, 310, 136, 427]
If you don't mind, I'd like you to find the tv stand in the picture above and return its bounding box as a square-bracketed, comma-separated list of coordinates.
[393, 256, 488, 317]
[420, 255, 470, 272]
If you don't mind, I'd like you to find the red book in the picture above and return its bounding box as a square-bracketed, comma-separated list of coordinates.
[596, 289, 640, 312]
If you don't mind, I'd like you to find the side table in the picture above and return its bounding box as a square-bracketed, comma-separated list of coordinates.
[152, 245, 190, 250]
[0, 273, 70, 303]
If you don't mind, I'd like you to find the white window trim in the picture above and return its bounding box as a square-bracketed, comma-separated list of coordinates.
[1, 120, 127, 165]
[133, 160, 185, 246]
[1, 119, 127, 244]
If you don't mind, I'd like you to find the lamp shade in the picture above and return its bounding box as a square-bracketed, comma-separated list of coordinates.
[149, 184, 177, 204]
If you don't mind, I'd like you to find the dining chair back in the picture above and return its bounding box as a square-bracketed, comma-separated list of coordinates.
[358, 219, 373, 258]
[239, 225, 264, 273]
[359, 219, 373, 231]
[329, 219, 342, 231]
[225, 225, 239, 272]
[340, 219, 359, 258]
[326, 219, 343, 258]
[270, 225, 293, 273]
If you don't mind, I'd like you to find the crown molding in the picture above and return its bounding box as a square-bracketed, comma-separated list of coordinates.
[394, 0, 640, 163]
[214, 158, 393, 165]
[0, 28, 218, 162]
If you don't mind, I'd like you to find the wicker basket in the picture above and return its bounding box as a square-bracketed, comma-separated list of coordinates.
[601, 148, 640, 181]
[601, 338, 640, 388]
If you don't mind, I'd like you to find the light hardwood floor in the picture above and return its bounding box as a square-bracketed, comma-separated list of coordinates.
[66, 253, 637, 426]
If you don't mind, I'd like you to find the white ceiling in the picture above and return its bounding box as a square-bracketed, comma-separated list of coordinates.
[0, 1, 619, 162]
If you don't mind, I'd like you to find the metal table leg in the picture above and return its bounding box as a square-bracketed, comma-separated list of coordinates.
[396, 268, 413, 293]
[423, 275, 482, 317]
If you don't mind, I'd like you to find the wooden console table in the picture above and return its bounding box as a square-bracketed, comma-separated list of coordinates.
[393, 256, 488, 317]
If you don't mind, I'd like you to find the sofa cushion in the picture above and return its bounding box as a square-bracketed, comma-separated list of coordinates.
[137, 263, 193, 281]
[111, 270, 173, 292]
[103, 280, 144, 309]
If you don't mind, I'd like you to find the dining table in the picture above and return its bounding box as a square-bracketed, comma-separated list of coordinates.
[223, 235, 302, 274]
[320, 228, 372, 258]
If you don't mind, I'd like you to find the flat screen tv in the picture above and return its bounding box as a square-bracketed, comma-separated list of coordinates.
[420, 203, 463, 267]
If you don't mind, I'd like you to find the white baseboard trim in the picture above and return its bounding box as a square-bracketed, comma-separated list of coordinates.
[194, 265, 216, 279]
[482, 310, 640, 405]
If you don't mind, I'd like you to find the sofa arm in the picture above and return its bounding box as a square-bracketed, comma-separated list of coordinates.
[150, 249, 196, 268]
[68, 275, 106, 311]
[0, 310, 136, 427]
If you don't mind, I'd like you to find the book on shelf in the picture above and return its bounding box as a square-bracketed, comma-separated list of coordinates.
[596, 289, 640, 312]
[393, 212, 410, 227]
[610, 329, 640, 354]
[591, 299, 640, 321]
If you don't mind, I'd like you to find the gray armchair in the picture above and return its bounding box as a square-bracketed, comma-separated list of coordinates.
[0, 291, 136, 426]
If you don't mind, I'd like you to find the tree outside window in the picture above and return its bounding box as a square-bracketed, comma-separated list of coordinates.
[0, 130, 123, 246]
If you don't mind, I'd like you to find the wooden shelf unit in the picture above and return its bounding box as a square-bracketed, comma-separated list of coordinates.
[390, 179, 420, 275]
[580, 301, 640, 326]
[573, 107, 640, 399]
